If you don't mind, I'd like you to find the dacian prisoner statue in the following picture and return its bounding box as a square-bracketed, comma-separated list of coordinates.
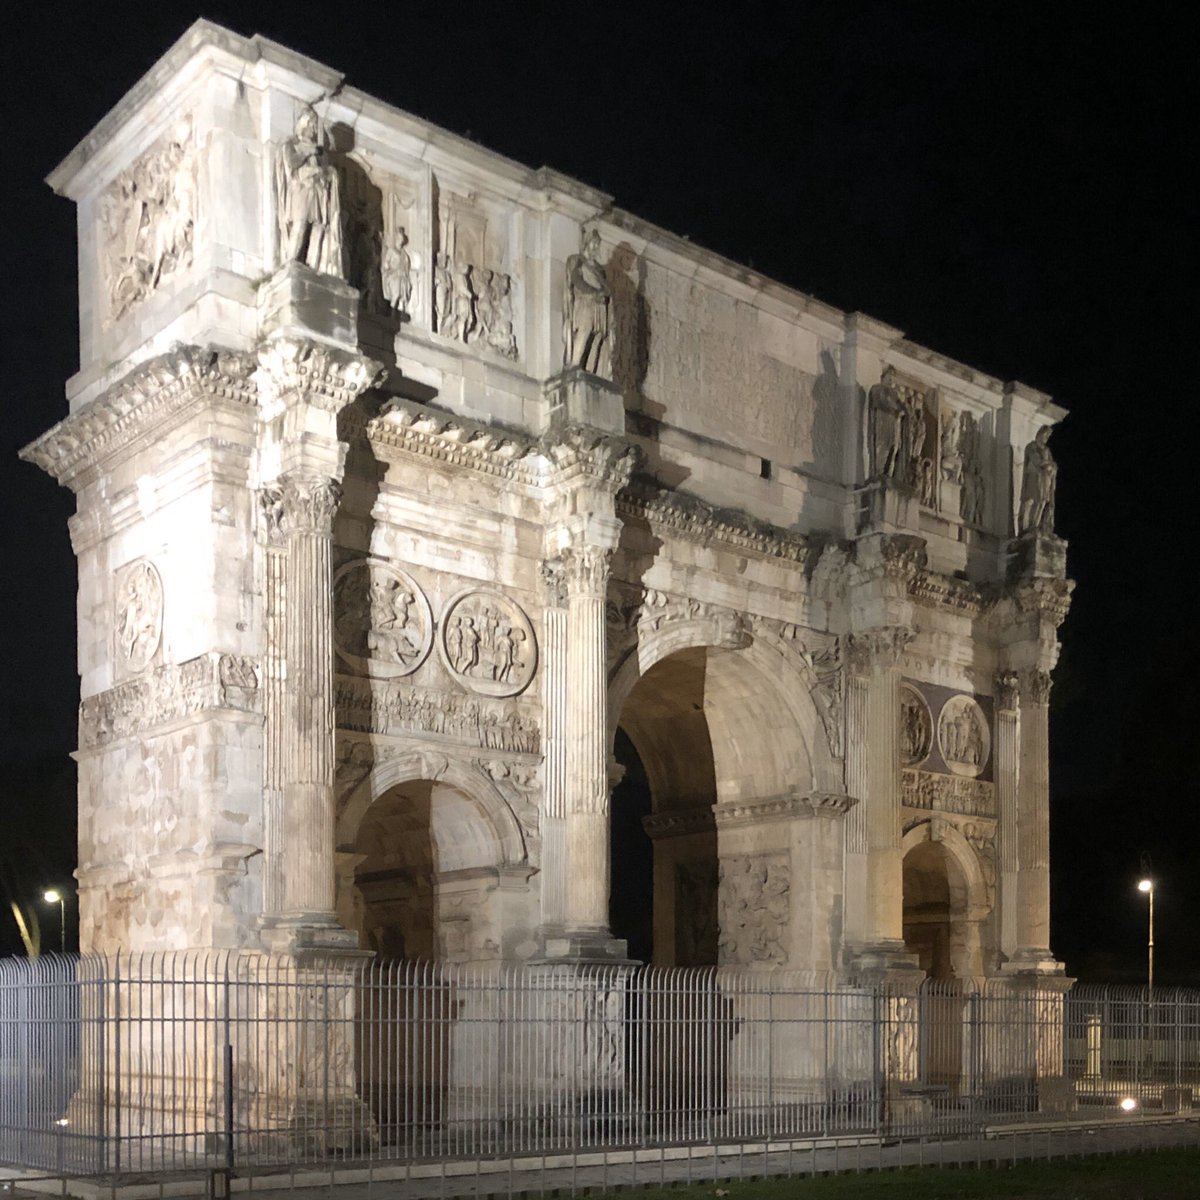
[24, 20, 1071, 1001]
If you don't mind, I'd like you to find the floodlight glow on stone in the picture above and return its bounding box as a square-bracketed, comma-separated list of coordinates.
[1120, 1097, 1138, 1112]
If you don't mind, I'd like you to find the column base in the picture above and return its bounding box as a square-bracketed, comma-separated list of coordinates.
[259, 914, 367, 958]
[537, 926, 633, 965]
[846, 940, 923, 982]
[1000, 950, 1068, 977]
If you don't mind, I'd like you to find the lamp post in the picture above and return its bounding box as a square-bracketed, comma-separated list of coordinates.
[42, 889, 66, 953]
[1137, 877, 1154, 996]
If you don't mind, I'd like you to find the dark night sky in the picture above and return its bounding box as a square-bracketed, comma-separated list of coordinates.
[1, 4, 1196, 975]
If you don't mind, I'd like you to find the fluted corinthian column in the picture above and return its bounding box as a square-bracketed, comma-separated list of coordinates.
[994, 671, 1020, 960]
[846, 627, 914, 963]
[260, 487, 287, 917]
[562, 543, 613, 935]
[539, 560, 569, 932]
[1015, 667, 1053, 961]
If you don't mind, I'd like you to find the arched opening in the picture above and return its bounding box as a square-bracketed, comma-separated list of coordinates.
[902, 839, 958, 981]
[350, 777, 507, 962]
[613, 646, 719, 966]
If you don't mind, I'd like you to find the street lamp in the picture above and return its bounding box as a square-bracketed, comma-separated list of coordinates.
[43, 889, 66, 953]
[1137, 877, 1154, 996]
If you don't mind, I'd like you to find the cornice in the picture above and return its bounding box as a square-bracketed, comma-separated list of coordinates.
[21, 344, 258, 491]
[618, 481, 814, 565]
[641, 808, 715, 839]
[713, 791, 857, 828]
[365, 398, 542, 485]
[908, 571, 984, 615]
[256, 337, 385, 414]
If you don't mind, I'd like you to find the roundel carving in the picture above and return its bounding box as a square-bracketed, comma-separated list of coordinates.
[937, 694, 991, 778]
[438, 588, 537, 697]
[115, 558, 163, 674]
[333, 560, 433, 678]
[899, 684, 932, 766]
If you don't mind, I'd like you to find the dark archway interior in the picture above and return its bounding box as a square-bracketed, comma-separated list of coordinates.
[903, 840, 955, 980]
[611, 648, 720, 965]
[610, 728, 653, 962]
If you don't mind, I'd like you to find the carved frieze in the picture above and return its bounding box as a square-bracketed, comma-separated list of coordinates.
[79, 653, 260, 751]
[900, 684, 933, 766]
[438, 589, 537, 698]
[718, 853, 790, 966]
[937, 695, 991, 777]
[901, 768, 995, 818]
[114, 559, 164, 676]
[101, 116, 196, 322]
[333, 560, 433, 678]
[335, 674, 539, 754]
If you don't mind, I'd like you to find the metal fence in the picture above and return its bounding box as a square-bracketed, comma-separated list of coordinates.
[1, 953, 1196, 1180]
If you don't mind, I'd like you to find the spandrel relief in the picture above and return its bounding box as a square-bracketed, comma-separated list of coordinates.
[438, 589, 537, 698]
[114, 559, 164, 676]
[333, 560, 433, 678]
[936, 695, 990, 779]
[101, 116, 195, 322]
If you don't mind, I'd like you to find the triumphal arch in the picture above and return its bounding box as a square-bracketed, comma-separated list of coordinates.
[24, 21, 1070, 987]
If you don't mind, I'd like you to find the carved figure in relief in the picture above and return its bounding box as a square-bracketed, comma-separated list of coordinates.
[439, 591, 537, 698]
[116, 561, 163, 674]
[718, 855, 790, 965]
[367, 577, 423, 666]
[470, 267, 496, 344]
[490, 273, 517, 358]
[103, 117, 195, 321]
[1019, 426, 1057, 536]
[900, 685, 932, 765]
[448, 260, 475, 341]
[958, 412, 986, 526]
[868, 367, 906, 482]
[382, 227, 413, 313]
[274, 106, 345, 278]
[563, 229, 611, 374]
[433, 252, 452, 331]
[905, 393, 927, 488]
[937, 695, 990, 779]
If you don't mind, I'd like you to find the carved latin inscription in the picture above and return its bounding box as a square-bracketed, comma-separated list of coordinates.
[718, 853, 790, 966]
[115, 559, 164, 675]
[333, 560, 433, 678]
[439, 589, 537, 697]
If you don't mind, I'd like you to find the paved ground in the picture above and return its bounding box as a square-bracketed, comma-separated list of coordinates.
[3, 1116, 1199, 1199]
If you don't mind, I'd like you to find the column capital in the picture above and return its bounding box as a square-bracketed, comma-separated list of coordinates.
[995, 669, 1021, 713]
[560, 543, 611, 599]
[846, 625, 914, 674]
[274, 474, 342, 537]
[1018, 667, 1053, 707]
[256, 337, 385, 415]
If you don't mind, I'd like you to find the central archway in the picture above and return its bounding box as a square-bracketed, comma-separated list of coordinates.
[608, 618, 838, 969]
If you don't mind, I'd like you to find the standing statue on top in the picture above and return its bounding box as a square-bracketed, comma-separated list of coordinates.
[563, 229, 611, 375]
[868, 366, 906, 482]
[1018, 425, 1058, 535]
[275, 106, 345, 278]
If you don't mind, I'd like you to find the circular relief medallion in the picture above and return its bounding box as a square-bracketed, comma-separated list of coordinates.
[438, 588, 537, 697]
[115, 559, 163, 674]
[333, 560, 433, 678]
[937, 694, 991, 778]
[899, 684, 933, 766]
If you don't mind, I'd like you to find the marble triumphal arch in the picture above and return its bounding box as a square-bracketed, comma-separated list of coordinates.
[24, 21, 1072, 989]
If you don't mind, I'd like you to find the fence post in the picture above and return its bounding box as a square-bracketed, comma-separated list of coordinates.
[113, 956, 121, 1176]
[223, 955, 234, 1174]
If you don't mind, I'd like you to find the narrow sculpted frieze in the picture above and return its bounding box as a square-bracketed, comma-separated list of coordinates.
[334, 674, 539, 754]
[79, 653, 260, 750]
[901, 768, 995, 818]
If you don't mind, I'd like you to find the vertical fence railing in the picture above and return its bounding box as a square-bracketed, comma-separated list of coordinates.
[1, 953, 1199, 1177]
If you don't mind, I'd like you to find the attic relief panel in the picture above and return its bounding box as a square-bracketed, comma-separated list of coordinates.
[101, 116, 196, 322]
[432, 190, 519, 359]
